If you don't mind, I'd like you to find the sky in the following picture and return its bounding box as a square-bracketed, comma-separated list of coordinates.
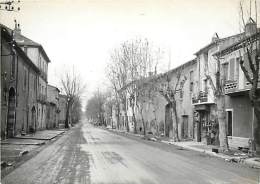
[1, 0, 259, 106]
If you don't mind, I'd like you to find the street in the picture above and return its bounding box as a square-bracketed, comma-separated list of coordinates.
[2, 122, 259, 184]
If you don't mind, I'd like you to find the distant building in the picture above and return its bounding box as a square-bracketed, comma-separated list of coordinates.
[1, 24, 40, 138]
[46, 84, 60, 129]
[58, 94, 67, 128]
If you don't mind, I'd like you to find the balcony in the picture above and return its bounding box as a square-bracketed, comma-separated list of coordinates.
[37, 94, 47, 104]
[224, 80, 238, 94]
[192, 91, 213, 105]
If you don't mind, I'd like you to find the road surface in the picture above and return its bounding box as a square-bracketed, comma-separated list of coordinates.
[2, 122, 260, 184]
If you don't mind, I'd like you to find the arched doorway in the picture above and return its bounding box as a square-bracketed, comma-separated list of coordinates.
[30, 106, 36, 133]
[7, 88, 16, 138]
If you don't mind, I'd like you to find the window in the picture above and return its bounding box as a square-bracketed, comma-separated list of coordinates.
[180, 90, 183, 99]
[235, 57, 240, 81]
[204, 79, 208, 93]
[23, 67, 27, 90]
[190, 82, 194, 92]
[222, 63, 229, 81]
[229, 58, 235, 80]
[11, 55, 15, 78]
[190, 71, 194, 92]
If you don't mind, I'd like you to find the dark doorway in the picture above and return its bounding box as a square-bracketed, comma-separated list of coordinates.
[7, 88, 16, 138]
[165, 103, 173, 137]
[227, 110, 233, 136]
[30, 106, 36, 133]
[182, 115, 189, 139]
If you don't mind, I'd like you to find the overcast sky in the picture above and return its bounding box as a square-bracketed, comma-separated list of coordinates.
[1, 0, 259, 106]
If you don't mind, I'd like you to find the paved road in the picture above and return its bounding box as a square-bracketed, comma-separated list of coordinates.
[2, 123, 260, 184]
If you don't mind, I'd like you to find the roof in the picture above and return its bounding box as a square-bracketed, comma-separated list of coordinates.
[2, 24, 51, 63]
[1, 25, 40, 73]
[118, 58, 197, 92]
[194, 33, 242, 55]
[214, 30, 260, 57]
[47, 84, 60, 92]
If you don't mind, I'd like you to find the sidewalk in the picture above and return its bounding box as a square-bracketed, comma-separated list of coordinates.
[1, 129, 66, 174]
[106, 127, 260, 169]
[161, 140, 260, 169]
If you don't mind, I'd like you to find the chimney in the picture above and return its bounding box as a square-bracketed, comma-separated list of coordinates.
[13, 20, 21, 40]
[245, 17, 257, 37]
[211, 33, 219, 43]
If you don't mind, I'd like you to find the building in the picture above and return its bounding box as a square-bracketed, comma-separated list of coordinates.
[1, 24, 40, 138]
[192, 32, 243, 145]
[46, 84, 60, 129]
[215, 19, 259, 150]
[58, 94, 67, 128]
[119, 59, 197, 140]
[13, 22, 51, 130]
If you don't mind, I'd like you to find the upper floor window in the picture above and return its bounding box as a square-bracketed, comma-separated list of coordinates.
[190, 71, 194, 92]
[222, 63, 229, 81]
[204, 79, 208, 93]
[11, 55, 15, 78]
[23, 67, 27, 90]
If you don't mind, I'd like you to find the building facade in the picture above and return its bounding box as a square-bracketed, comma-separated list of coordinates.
[192, 33, 243, 145]
[58, 94, 67, 128]
[46, 84, 60, 129]
[13, 23, 51, 130]
[215, 20, 259, 149]
[1, 25, 39, 138]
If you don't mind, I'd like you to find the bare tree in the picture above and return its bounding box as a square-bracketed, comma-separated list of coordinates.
[61, 69, 85, 128]
[158, 68, 187, 141]
[239, 0, 260, 154]
[107, 38, 157, 133]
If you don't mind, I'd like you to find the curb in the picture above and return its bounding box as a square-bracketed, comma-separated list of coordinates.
[161, 140, 260, 169]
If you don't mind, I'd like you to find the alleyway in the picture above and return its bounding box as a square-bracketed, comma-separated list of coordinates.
[2, 122, 259, 184]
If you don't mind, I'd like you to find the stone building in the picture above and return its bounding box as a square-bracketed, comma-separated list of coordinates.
[46, 84, 60, 129]
[13, 22, 51, 130]
[1, 24, 39, 138]
[58, 94, 67, 128]
[119, 59, 197, 140]
[215, 19, 259, 150]
[192, 33, 243, 145]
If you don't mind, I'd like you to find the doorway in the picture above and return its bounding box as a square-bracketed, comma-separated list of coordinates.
[226, 110, 233, 136]
[30, 106, 36, 133]
[182, 115, 189, 139]
[7, 88, 16, 138]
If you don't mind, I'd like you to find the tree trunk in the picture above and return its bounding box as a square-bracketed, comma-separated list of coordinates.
[141, 113, 146, 136]
[124, 110, 129, 132]
[65, 101, 71, 129]
[132, 106, 137, 134]
[251, 95, 260, 156]
[216, 95, 229, 151]
[172, 102, 180, 141]
[116, 104, 120, 129]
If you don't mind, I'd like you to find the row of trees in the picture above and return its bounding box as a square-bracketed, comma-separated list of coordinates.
[85, 1, 259, 154]
[60, 69, 85, 128]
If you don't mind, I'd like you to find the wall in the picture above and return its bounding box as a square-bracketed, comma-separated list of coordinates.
[225, 94, 253, 138]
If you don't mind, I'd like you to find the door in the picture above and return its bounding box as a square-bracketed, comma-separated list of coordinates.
[227, 110, 233, 136]
[31, 107, 36, 133]
[7, 88, 16, 138]
[182, 116, 188, 139]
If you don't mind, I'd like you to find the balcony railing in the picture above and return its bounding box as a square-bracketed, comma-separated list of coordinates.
[224, 80, 238, 94]
[37, 94, 47, 103]
[192, 91, 210, 105]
